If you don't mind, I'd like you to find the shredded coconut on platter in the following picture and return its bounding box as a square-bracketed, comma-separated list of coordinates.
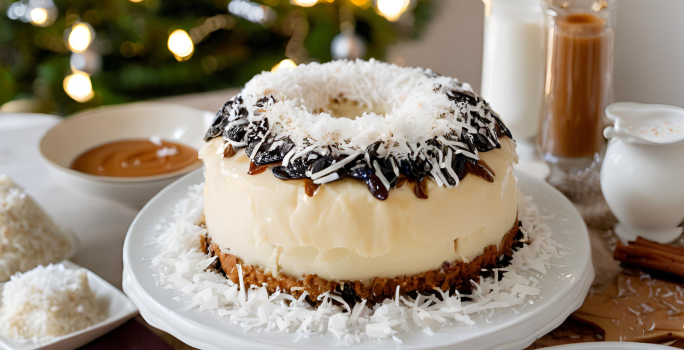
[0, 175, 74, 282]
[151, 184, 560, 345]
[0, 264, 102, 343]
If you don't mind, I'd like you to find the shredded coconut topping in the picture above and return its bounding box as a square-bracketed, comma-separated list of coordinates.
[151, 184, 559, 345]
[203, 60, 513, 200]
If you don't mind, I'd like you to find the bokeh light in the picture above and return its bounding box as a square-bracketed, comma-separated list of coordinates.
[167, 29, 194, 61]
[292, 0, 317, 7]
[376, 0, 410, 21]
[271, 59, 297, 72]
[63, 71, 94, 103]
[6, 2, 27, 21]
[30, 8, 48, 26]
[68, 23, 93, 53]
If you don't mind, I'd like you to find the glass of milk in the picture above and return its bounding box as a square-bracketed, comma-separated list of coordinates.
[481, 0, 545, 144]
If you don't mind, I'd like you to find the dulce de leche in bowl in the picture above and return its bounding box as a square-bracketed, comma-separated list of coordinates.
[71, 138, 199, 178]
[40, 103, 210, 208]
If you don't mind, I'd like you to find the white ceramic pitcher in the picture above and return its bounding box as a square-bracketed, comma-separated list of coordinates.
[601, 102, 684, 244]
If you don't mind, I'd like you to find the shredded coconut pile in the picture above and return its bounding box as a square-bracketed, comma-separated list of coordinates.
[217, 60, 508, 159]
[239, 60, 468, 155]
[0, 175, 74, 282]
[151, 184, 561, 344]
[0, 264, 102, 343]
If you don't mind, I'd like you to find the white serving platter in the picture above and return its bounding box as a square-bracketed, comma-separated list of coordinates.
[123, 169, 593, 350]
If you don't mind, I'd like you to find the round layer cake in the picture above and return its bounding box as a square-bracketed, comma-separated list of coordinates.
[199, 60, 519, 302]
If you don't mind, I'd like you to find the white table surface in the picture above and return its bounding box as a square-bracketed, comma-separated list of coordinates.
[0, 96, 549, 290]
[0, 113, 138, 289]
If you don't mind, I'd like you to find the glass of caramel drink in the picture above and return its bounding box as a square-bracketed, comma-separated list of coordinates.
[539, 0, 617, 202]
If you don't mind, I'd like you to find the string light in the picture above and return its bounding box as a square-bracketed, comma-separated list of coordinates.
[376, 0, 410, 21]
[63, 71, 94, 103]
[68, 23, 93, 53]
[271, 59, 296, 72]
[129, 0, 143, 2]
[228, 0, 276, 26]
[167, 29, 194, 61]
[350, 0, 369, 6]
[30, 8, 48, 25]
[292, 0, 317, 7]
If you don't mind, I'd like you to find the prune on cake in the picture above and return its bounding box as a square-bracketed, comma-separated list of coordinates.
[252, 136, 295, 166]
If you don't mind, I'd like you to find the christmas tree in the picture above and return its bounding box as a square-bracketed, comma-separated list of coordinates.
[0, 0, 434, 115]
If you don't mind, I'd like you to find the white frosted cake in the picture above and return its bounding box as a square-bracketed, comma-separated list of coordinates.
[199, 60, 519, 302]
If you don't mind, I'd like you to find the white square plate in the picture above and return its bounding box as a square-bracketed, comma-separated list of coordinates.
[0, 261, 138, 350]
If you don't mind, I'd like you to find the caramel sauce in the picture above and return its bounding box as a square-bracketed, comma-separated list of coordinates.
[410, 177, 428, 199]
[248, 161, 282, 175]
[70, 139, 198, 177]
[465, 160, 496, 183]
[248, 162, 270, 175]
[303, 179, 319, 197]
[395, 175, 408, 189]
[223, 144, 236, 158]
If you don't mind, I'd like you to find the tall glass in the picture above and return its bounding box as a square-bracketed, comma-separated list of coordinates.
[539, 0, 617, 201]
[481, 0, 545, 144]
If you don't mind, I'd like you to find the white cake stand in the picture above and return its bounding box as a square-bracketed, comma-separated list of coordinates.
[123, 169, 594, 350]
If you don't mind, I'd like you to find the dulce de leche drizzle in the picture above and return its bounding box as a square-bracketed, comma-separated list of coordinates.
[71, 139, 199, 177]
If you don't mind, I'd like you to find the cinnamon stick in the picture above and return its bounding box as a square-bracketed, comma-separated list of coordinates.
[614, 256, 684, 279]
[615, 243, 684, 264]
[614, 238, 684, 279]
[635, 237, 684, 256]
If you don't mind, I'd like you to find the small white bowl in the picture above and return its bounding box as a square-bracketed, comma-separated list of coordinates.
[0, 261, 138, 350]
[40, 103, 213, 208]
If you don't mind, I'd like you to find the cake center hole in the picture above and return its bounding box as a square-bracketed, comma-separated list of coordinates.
[322, 98, 390, 119]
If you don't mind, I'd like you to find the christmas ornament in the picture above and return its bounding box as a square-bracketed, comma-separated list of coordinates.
[331, 30, 366, 60]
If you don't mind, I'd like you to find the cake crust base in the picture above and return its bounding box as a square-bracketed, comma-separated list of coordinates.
[201, 219, 520, 304]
